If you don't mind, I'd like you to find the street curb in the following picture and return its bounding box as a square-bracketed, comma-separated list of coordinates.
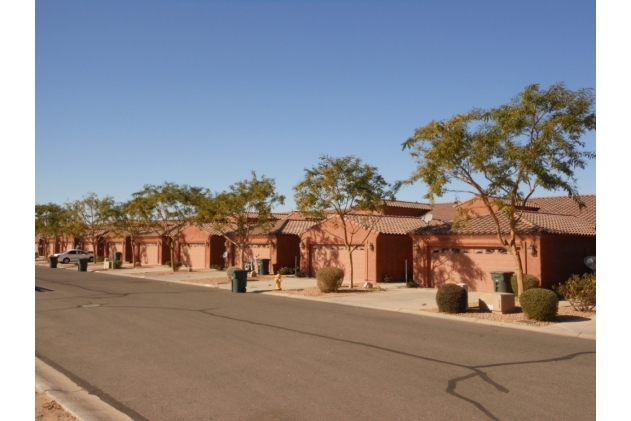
[36, 358, 134, 421]
[252, 290, 597, 340]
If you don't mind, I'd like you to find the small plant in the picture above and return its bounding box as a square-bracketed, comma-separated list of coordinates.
[164, 261, 171, 267]
[225, 266, 242, 280]
[210, 264, 223, 270]
[519, 288, 559, 321]
[113, 260, 123, 269]
[97, 256, 105, 263]
[295, 267, 305, 278]
[173, 261, 182, 270]
[316, 267, 345, 292]
[278, 267, 293, 275]
[511, 273, 540, 296]
[382, 274, 392, 283]
[554, 273, 596, 311]
[127, 259, 133, 264]
[406, 280, 418, 288]
[435, 284, 468, 313]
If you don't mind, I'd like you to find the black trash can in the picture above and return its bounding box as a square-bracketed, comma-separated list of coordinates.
[231, 269, 248, 293]
[49, 256, 58, 269]
[78, 258, 89, 272]
[490, 271, 513, 293]
[256, 259, 270, 275]
[115, 252, 122, 261]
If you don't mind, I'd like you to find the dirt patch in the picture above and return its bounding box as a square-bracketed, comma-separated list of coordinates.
[423, 305, 594, 327]
[36, 391, 78, 421]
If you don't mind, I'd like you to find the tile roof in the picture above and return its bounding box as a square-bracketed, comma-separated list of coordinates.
[345, 214, 430, 235]
[411, 210, 595, 236]
[270, 219, 320, 235]
[427, 202, 459, 223]
[382, 200, 432, 210]
[531, 194, 595, 227]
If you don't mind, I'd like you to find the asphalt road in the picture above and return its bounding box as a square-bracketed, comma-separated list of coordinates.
[35, 266, 595, 421]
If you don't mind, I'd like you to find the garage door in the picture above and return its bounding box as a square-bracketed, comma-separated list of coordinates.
[141, 244, 160, 265]
[109, 242, 125, 259]
[310, 245, 366, 282]
[236, 244, 271, 266]
[431, 247, 516, 292]
[180, 243, 207, 269]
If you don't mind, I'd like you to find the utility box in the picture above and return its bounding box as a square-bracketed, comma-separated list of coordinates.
[478, 292, 516, 314]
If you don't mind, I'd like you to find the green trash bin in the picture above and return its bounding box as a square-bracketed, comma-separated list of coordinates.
[49, 256, 58, 269]
[231, 269, 248, 293]
[490, 271, 513, 293]
[256, 259, 270, 275]
[78, 258, 89, 272]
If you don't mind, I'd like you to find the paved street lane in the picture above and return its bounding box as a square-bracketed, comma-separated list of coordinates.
[36, 266, 595, 421]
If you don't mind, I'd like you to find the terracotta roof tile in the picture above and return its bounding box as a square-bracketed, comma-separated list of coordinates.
[271, 219, 320, 235]
[412, 210, 595, 236]
[382, 200, 432, 210]
[531, 195, 595, 227]
[346, 215, 429, 235]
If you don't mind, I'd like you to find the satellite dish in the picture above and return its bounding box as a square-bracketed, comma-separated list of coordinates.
[423, 213, 433, 224]
[584, 256, 595, 271]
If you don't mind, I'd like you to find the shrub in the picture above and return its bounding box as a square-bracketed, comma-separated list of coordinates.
[435, 284, 468, 313]
[554, 273, 596, 311]
[295, 268, 305, 278]
[519, 288, 559, 321]
[127, 259, 133, 264]
[210, 264, 223, 271]
[511, 273, 540, 296]
[164, 261, 171, 266]
[316, 267, 345, 292]
[225, 266, 242, 281]
[97, 256, 105, 263]
[382, 274, 392, 283]
[278, 267, 293, 275]
[113, 260, 123, 269]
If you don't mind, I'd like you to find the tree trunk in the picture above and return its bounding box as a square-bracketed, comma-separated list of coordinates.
[347, 246, 354, 289]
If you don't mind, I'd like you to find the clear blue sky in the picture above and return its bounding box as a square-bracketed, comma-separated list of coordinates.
[35, 0, 596, 211]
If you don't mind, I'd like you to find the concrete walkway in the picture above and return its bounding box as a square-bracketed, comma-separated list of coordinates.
[36, 261, 596, 421]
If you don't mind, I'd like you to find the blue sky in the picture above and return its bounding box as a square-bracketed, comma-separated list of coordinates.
[35, 0, 596, 211]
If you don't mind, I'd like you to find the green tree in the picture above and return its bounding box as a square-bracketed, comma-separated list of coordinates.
[35, 203, 68, 255]
[70, 193, 115, 257]
[293, 155, 392, 288]
[105, 200, 152, 267]
[132, 183, 207, 271]
[196, 172, 285, 269]
[400, 83, 595, 295]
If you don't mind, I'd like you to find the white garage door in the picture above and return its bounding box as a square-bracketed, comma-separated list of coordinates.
[310, 245, 366, 282]
[431, 247, 516, 292]
[180, 243, 207, 269]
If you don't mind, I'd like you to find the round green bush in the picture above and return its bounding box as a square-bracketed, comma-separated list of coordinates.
[510, 273, 540, 296]
[316, 267, 345, 292]
[436, 283, 468, 314]
[519, 288, 559, 321]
